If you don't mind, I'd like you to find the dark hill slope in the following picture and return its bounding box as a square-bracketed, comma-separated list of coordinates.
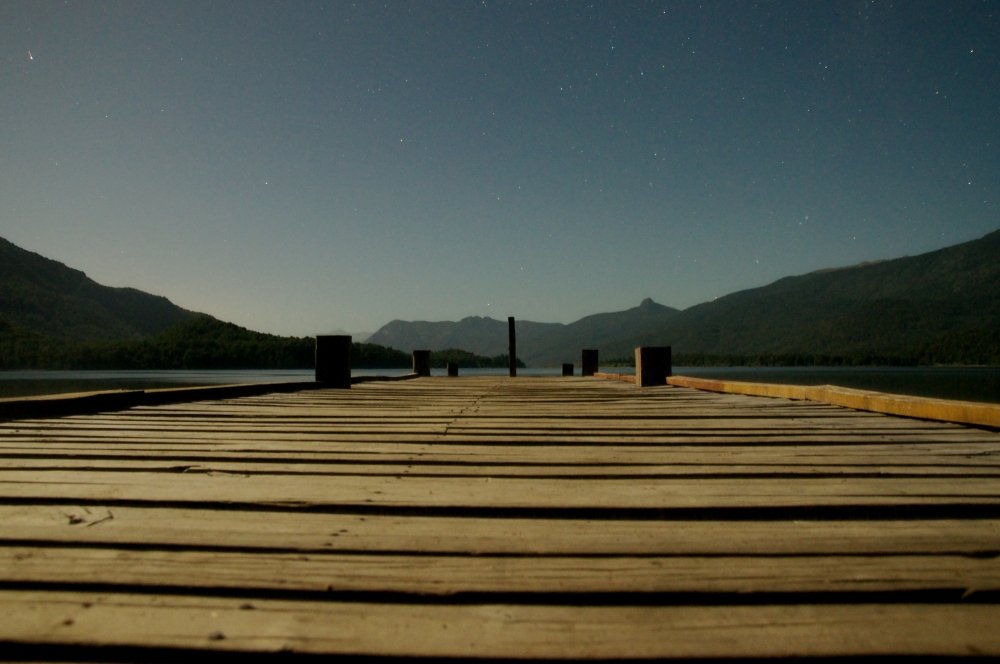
[367, 316, 563, 358]
[366, 299, 680, 365]
[620, 229, 1000, 358]
[0, 237, 199, 341]
[0, 316, 414, 371]
[526, 298, 680, 365]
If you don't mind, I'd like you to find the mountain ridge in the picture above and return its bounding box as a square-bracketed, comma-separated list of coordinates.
[3, 229, 999, 368]
[0, 237, 200, 342]
[366, 298, 681, 365]
[368, 230, 1000, 365]
[617, 229, 1000, 359]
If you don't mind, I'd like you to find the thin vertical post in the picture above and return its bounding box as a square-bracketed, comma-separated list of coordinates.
[562, 363, 574, 376]
[315, 335, 351, 388]
[412, 350, 431, 377]
[581, 349, 598, 377]
[635, 346, 672, 387]
[447, 362, 458, 377]
[508, 316, 517, 377]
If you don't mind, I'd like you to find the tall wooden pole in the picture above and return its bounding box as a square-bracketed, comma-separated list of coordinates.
[315, 335, 351, 388]
[581, 349, 598, 377]
[508, 316, 517, 377]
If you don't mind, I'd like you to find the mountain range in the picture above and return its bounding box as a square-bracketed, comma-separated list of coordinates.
[2, 229, 999, 367]
[623, 229, 1000, 361]
[367, 298, 681, 365]
[369, 229, 1000, 365]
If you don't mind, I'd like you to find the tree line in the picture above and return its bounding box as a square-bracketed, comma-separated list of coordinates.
[4, 316, 996, 371]
[0, 317, 526, 370]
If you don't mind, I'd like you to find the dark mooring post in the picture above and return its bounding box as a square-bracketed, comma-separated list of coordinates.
[447, 362, 459, 377]
[508, 316, 517, 377]
[562, 363, 574, 377]
[412, 350, 431, 377]
[315, 335, 352, 388]
[581, 349, 598, 377]
[635, 346, 672, 387]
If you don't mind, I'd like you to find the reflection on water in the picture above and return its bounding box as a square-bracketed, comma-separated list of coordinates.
[1, 366, 999, 404]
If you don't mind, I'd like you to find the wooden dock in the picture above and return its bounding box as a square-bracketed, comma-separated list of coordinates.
[1, 375, 999, 659]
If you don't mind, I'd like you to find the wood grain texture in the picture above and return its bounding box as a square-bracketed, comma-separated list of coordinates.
[4, 506, 998, 555]
[1, 376, 999, 658]
[4, 547, 1000, 594]
[1, 590, 999, 658]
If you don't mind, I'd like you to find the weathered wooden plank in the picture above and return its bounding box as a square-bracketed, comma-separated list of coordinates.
[0, 470, 998, 508]
[4, 507, 999, 555]
[3, 444, 996, 469]
[2, 448, 998, 468]
[15, 422, 932, 435]
[2, 408, 983, 434]
[3, 547, 998, 595]
[1, 590, 997, 658]
[4, 442, 996, 466]
[5, 430, 979, 444]
[2, 458, 998, 477]
[2, 376, 998, 659]
[0, 422, 976, 435]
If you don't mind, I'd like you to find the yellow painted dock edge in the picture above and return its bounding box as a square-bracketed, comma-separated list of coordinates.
[666, 375, 1000, 429]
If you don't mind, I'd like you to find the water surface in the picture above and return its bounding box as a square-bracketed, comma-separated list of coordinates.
[2, 366, 999, 404]
[0, 367, 562, 399]
[0, 369, 315, 399]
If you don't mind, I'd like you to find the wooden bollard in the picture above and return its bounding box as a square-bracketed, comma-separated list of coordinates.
[562, 363, 574, 376]
[581, 349, 598, 377]
[635, 346, 672, 387]
[315, 335, 351, 388]
[412, 350, 431, 377]
[508, 316, 517, 377]
[447, 362, 458, 377]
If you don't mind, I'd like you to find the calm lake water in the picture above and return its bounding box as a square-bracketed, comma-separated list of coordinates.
[0, 368, 560, 399]
[1, 366, 999, 404]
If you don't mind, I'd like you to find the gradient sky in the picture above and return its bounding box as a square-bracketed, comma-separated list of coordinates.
[1, 1, 997, 337]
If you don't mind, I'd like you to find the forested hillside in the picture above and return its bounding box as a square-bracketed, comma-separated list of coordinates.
[617, 229, 1000, 362]
[368, 230, 1000, 366]
[0, 237, 198, 341]
[5, 230, 1000, 370]
[0, 317, 518, 370]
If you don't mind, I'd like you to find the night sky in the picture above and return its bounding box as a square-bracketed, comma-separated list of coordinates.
[2, 2, 997, 336]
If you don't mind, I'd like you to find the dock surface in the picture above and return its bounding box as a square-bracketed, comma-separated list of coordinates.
[1, 376, 999, 659]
